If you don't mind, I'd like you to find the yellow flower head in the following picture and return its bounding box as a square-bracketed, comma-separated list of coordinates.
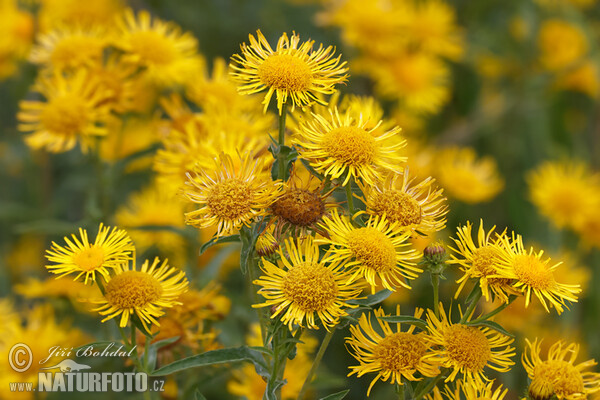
[435, 147, 504, 204]
[449, 220, 518, 303]
[527, 160, 600, 230]
[538, 19, 587, 71]
[45, 223, 134, 284]
[114, 9, 203, 86]
[426, 304, 515, 384]
[523, 338, 600, 400]
[555, 60, 600, 99]
[436, 378, 510, 400]
[493, 235, 581, 314]
[182, 152, 281, 237]
[346, 307, 439, 395]
[37, 0, 124, 32]
[358, 168, 448, 236]
[93, 257, 188, 331]
[18, 70, 111, 153]
[294, 107, 406, 186]
[29, 25, 107, 71]
[230, 29, 349, 114]
[319, 210, 422, 293]
[253, 237, 363, 330]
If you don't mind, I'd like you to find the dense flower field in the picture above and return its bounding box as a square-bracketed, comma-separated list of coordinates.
[1, 0, 600, 399]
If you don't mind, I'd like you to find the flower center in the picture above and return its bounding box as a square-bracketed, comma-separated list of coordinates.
[270, 189, 325, 227]
[530, 360, 584, 399]
[257, 53, 312, 91]
[73, 246, 105, 271]
[512, 254, 555, 290]
[347, 227, 396, 272]
[373, 332, 428, 372]
[444, 324, 491, 372]
[471, 246, 498, 276]
[549, 185, 580, 218]
[50, 36, 103, 68]
[207, 178, 253, 220]
[41, 95, 89, 136]
[282, 262, 338, 312]
[105, 271, 163, 309]
[371, 191, 422, 226]
[128, 31, 178, 65]
[322, 126, 376, 167]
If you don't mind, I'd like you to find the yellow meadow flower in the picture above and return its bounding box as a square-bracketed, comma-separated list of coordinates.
[523, 338, 600, 400]
[37, 0, 124, 32]
[319, 210, 422, 293]
[346, 307, 439, 395]
[45, 223, 134, 284]
[494, 234, 581, 314]
[293, 107, 405, 186]
[527, 160, 600, 230]
[436, 378, 510, 400]
[230, 29, 348, 114]
[18, 70, 111, 153]
[183, 153, 281, 237]
[556, 60, 600, 98]
[0, 1, 34, 80]
[538, 19, 587, 71]
[253, 237, 362, 330]
[449, 220, 517, 303]
[426, 304, 515, 384]
[358, 168, 448, 235]
[435, 147, 504, 204]
[93, 257, 188, 331]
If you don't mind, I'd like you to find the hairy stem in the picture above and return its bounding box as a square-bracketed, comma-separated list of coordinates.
[297, 329, 335, 400]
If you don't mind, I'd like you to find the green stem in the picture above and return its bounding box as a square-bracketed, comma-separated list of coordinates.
[395, 383, 405, 399]
[130, 324, 139, 362]
[431, 273, 440, 318]
[469, 295, 517, 324]
[278, 102, 288, 181]
[414, 374, 444, 399]
[460, 291, 483, 324]
[345, 180, 356, 216]
[297, 329, 335, 400]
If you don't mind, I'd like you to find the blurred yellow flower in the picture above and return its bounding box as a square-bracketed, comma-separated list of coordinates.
[426, 304, 515, 384]
[18, 70, 111, 153]
[15, 277, 100, 311]
[523, 338, 600, 400]
[538, 19, 587, 71]
[0, 1, 34, 80]
[435, 147, 504, 204]
[38, 0, 124, 31]
[230, 29, 348, 114]
[319, 210, 422, 293]
[100, 116, 159, 170]
[294, 107, 405, 186]
[93, 257, 188, 331]
[346, 307, 439, 395]
[253, 237, 362, 330]
[45, 223, 134, 284]
[437, 378, 510, 400]
[527, 160, 600, 230]
[556, 60, 599, 98]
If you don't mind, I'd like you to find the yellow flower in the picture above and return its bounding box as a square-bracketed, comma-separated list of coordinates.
[45, 223, 134, 284]
[346, 307, 439, 395]
[293, 107, 405, 186]
[449, 220, 518, 303]
[18, 70, 111, 153]
[493, 234, 581, 314]
[357, 52, 450, 114]
[230, 29, 348, 114]
[527, 160, 600, 230]
[426, 304, 515, 384]
[115, 182, 187, 264]
[523, 338, 600, 400]
[91, 55, 140, 114]
[182, 153, 281, 237]
[253, 237, 363, 330]
[29, 25, 107, 71]
[37, 0, 124, 32]
[538, 19, 587, 71]
[93, 257, 188, 331]
[437, 378, 510, 400]
[0, 2, 34, 80]
[358, 168, 448, 235]
[319, 210, 422, 293]
[434, 147, 504, 204]
[114, 8, 203, 86]
[15, 277, 100, 312]
[556, 60, 599, 98]
[100, 116, 159, 169]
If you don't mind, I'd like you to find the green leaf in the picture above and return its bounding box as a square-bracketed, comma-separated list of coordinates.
[466, 320, 514, 338]
[465, 284, 482, 305]
[300, 158, 326, 181]
[194, 389, 207, 400]
[269, 144, 298, 181]
[239, 225, 259, 275]
[319, 389, 350, 400]
[145, 336, 181, 372]
[347, 289, 391, 306]
[379, 316, 428, 331]
[199, 234, 240, 255]
[151, 346, 268, 376]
